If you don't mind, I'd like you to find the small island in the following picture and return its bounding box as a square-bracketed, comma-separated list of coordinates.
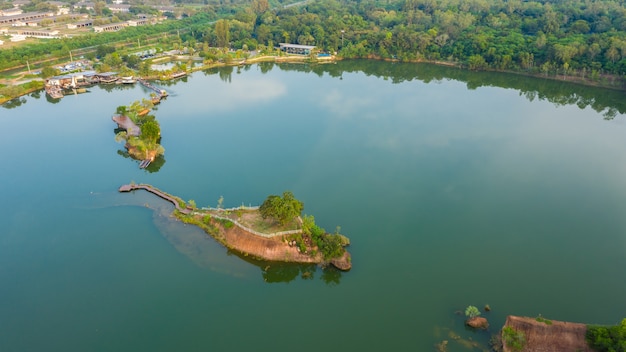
[113, 99, 164, 167]
[119, 184, 352, 270]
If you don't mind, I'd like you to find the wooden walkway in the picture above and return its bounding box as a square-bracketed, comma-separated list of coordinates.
[118, 184, 191, 214]
[112, 115, 140, 136]
[138, 79, 168, 99]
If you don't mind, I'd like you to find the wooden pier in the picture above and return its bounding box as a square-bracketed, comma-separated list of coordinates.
[138, 79, 168, 100]
[118, 184, 191, 214]
[112, 115, 140, 136]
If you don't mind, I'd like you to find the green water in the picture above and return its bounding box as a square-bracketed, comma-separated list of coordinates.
[1, 61, 625, 351]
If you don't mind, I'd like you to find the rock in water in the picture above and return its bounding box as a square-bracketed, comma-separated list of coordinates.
[466, 316, 489, 329]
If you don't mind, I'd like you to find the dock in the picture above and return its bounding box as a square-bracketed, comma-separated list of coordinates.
[45, 86, 63, 99]
[138, 79, 168, 100]
[139, 159, 151, 169]
[118, 184, 191, 214]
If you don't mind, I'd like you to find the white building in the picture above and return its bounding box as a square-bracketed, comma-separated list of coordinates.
[10, 34, 26, 42]
[0, 8, 23, 16]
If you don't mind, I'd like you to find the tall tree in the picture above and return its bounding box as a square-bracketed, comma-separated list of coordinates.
[259, 191, 304, 226]
[215, 19, 230, 48]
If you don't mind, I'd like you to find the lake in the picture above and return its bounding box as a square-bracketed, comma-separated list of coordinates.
[1, 60, 625, 352]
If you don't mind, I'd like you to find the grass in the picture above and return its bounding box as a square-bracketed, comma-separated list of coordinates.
[211, 208, 300, 235]
[536, 315, 553, 325]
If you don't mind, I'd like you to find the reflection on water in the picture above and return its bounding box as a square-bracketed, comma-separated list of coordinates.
[276, 60, 626, 120]
[2, 97, 27, 109]
[116, 149, 166, 172]
[234, 251, 343, 285]
[5, 61, 625, 120]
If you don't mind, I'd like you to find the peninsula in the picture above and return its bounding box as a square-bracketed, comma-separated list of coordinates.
[118, 183, 352, 271]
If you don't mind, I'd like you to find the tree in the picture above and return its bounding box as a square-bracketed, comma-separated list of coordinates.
[94, 1, 106, 16]
[251, 0, 269, 15]
[140, 119, 160, 144]
[502, 326, 526, 352]
[259, 191, 303, 225]
[465, 305, 481, 318]
[215, 19, 230, 48]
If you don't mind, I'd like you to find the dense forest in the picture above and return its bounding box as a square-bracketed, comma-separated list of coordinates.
[2, 0, 626, 87]
[215, 0, 626, 85]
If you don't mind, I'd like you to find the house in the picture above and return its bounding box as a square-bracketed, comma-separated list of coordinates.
[279, 43, 316, 55]
[107, 4, 130, 13]
[15, 29, 60, 38]
[93, 22, 127, 33]
[10, 34, 26, 41]
[12, 0, 30, 8]
[0, 8, 23, 16]
[73, 2, 94, 11]
[0, 11, 54, 25]
[67, 20, 92, 29]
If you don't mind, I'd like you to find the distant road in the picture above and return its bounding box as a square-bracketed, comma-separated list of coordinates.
[283, 0, 310, 8]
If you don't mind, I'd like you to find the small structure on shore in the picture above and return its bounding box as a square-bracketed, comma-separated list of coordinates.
[279, 43, 316, 55]
[112, 115, 140, 136]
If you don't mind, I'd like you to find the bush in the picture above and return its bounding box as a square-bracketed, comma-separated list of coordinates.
[586, 319, 626, 352]
[502, 326, 526, 352]
[465, 305, 481, 318]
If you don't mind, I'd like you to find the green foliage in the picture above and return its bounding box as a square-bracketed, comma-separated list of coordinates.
[0, 81, 44, 101]
[586, 319, 626, 352]
[535, 315, 553, 325]
[40, 66, 60, 79]
[300, 214, 347, 260]
[140, 119, 161, 144]
[259, 191, 303, 226]
[465, 305, 481, 318]
[215, 218, 234, 229]
[502, 326, 526, 352]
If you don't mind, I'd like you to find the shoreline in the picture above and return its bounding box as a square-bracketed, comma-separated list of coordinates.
[2, 54, 624, 105]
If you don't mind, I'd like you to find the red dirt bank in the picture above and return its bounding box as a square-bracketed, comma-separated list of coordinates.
[213, 219, 352, 270]
[503, 315, 593, 352]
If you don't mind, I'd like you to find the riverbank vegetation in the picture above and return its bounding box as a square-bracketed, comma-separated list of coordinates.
[0, 80, 44, 104]
[233, 0, 626, 88]
[114, 99, 164, 161]
[259, 191, 349, 261]
[586, 319, 626, 352]
[4, 0, 626, 91]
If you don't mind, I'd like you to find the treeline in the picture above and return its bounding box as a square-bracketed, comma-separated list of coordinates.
[4, 0, 626, 86]
[198, 0, 626, 86]
[586, 319, 626, 352]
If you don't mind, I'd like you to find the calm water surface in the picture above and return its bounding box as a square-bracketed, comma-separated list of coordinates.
[1, 61, 625, 351]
